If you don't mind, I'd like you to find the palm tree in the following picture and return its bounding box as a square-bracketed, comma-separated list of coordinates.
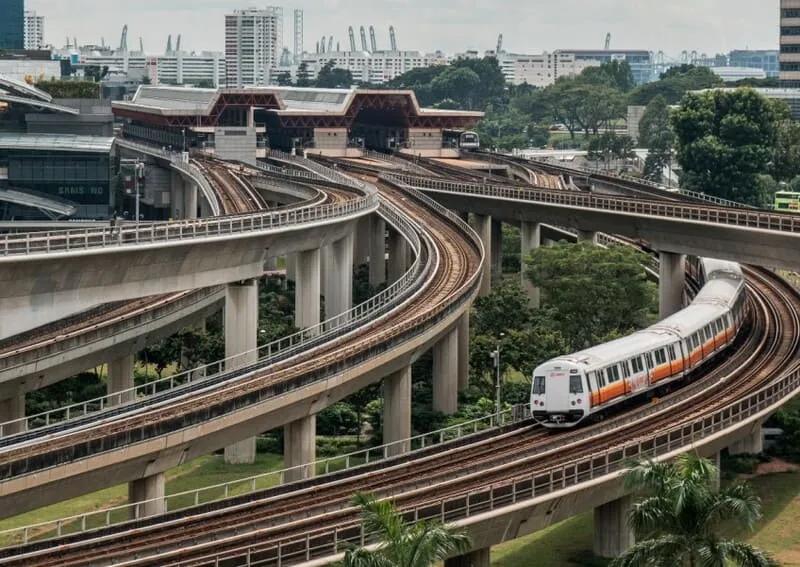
[340, 492, 471, 567]
[611, 453, 778, 567]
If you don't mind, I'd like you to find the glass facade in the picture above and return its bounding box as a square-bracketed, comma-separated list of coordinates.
[0, 0, 24, 49]
[729, 50, 779, 78]
[0, 150, 114, 218]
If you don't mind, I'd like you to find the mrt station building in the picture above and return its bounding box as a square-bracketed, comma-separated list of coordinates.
[111, 86, 483, 160]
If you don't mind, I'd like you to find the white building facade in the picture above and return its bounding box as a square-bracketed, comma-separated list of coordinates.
[497, 52, 599, 87]
[23, 11, 44, 50]
[300, 50, 447, 84]
[225, 7, 283, 87]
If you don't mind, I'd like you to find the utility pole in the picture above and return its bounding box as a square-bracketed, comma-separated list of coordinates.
[120, 158, 145, 227]
[490, 332, 505, 419]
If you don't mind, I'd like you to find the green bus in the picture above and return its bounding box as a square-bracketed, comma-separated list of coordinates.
[774, 191, 800, 213]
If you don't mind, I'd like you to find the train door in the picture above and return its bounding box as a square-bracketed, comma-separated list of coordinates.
[644, 352, 655, 384]
[667, 343, 683, 376]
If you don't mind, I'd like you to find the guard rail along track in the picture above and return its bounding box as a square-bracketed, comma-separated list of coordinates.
[3, 264, 796, 566]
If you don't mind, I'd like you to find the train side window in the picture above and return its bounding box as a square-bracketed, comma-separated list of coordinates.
[645, 353, 654, 369]
[654, 350, 666, 365]
[586, 372, 594, 391]
[598, 370, 606, 387]
[667, 345, 676, 360]
[621, 361, 630, 378]
[532, 376, 546, 394]
[635, 356, 644, 372]
[610, 366, 620, 382]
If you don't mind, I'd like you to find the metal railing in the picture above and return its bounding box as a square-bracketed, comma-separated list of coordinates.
[385, 173, 800, 234]
[0, 201, 425, 437]
[177, 356, 800, 567]
[0, 195, 377, 257]
[0, 409, 521, 545]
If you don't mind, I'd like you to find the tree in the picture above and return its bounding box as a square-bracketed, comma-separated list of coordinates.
[611, 454, 777, 567]
[296, 62, 312, 87]
[629, 65, 723, 106]
[771, 117, 800, 182]
[542, 78, 587, 139]
[316, 60, 353, 89]
[431, 66, 481, 109]
[671, 88, 783, 206]
[274, 71, 293, 86]
[581, 60, 635, 92]
[638, 95, 676, 183]
[340, 492, 471, 567]
[524, 243, 656, 351]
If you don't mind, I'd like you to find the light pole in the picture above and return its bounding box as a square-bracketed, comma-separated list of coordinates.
[490, 332, 505, 418]
[120, 158, 145, 227]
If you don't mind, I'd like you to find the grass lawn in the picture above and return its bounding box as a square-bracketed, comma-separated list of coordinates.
[487, 470, 800, 566]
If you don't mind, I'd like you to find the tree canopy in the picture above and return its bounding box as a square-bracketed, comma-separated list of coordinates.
[638, 95, 676, 183]
[629, 65, 724, 106]
[611, 454, 777, 567]
[671, 88, 786, 206]
[524, 242, 657, 350]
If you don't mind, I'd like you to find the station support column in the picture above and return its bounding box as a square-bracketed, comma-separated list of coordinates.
[285, 248, 321, 482]
[457, 311, 470, 391]
[223, 279, 258, 464]
[169, 170, 185, 219]
[433, 326, 459, 414]
[577, 229, 598, 244]
[324, 233, 354, 321]
[491, 219, 503, 284]
[129, 473, 166, 519]
[0, 395, 25, 436]
[728, 427, 764, 456]
[593, 495, 635, 558]
[444, 548, 490, 567]
[108, 354, 135, 406]
[184, 183, 198, 220]
[369, 216, 386, 288]
[383, 366, 412, 457]
[658, 251, 685, 319]
[520, 221, 541, 309]
[354, 216, 370, 267]
[473, 214, 492, 297]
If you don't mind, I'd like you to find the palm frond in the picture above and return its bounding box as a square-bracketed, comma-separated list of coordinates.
[340, 547, 397, 567]
[628, 496, 674, 537]
[623, 458, 674, 494]
[406, 520, 472, 567]
[706, 484, 763, 530]
[351, 492, 406, 542]
[609, 534, 686, 567]
[715, 539, 780, 567]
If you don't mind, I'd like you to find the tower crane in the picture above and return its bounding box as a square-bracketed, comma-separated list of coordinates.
[604, 32, 611, 50]
[176, 34, 181, 53]
[119, 25, 128, 51]
[327, 36, 334, 52]
[389, 26, 397, 51]
[496, 33, 503, 55]
[360, 26, 368, 52]
[369, 25, 377, 52]
[349, 26, 356, 51]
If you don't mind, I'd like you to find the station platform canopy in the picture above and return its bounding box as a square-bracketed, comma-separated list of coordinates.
[112, 85, 483, 130]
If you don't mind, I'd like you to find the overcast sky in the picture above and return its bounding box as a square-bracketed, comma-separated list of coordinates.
[28, 0, 779, 58]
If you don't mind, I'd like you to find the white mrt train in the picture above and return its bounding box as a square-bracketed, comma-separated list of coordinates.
[531, 258, 747, 428]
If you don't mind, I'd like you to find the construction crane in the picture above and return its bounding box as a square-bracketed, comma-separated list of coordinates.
[176, 34, 181, 53]
[336, 41, 340, 52]
[320, 35, 326, 53]
[119, 25, 128, 51]
[360, 26, 368, 52]
[315, 41, 320, 54]
[389, 26, 397, 51]
[369, 26, 377, 52]
[349, 26, 357, 51]
[166, 35, 172, 54]
[496, 33, 503, 55]
[604, 33, 611, 50]
[139, 37, 144, 53]
[327, 36, 334, 52]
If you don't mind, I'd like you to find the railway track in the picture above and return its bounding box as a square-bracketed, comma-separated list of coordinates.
[5, 263, 794, 567]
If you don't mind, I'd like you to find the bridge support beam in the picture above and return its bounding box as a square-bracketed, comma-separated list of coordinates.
[383, 365, 411, 457]
[444, 548, 490, 567]
[457, 311, 470, 391]
[433, 326, 459, 414]
[354, 216, 370, 267]
[284, 415, 316, 482]
[578, 229, 597, 244]
[129, 472, 165, 519]
[0, 394, 25, 435]
[520, 221, 541, 309]
[729, 428, 763, 455]
[324, 233, 354, 320]
[184, 183, 198, 220]
[593, 495, 634, 558]
[388, 227, 409, 284]
[491, 219, 503, 284]
[170, 171, 185, 220]
[474, 214, 492, 297]
[199, 193, 213, 218]
[296, 249, 321, 333]
[224, 279, 258, 464]
[369, 216, 386, 288]
[286, 254, 296, 282]
[108, 354, 135, 406]
[659, 251, 685, 319]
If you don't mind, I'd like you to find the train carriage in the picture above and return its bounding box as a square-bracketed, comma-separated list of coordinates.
[532, 258, 746, 428]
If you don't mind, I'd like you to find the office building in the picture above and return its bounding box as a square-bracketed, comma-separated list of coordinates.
[497, 52, 599, 87]
[0, 0, 25, 49]
[301, 50, 446, 85]
[556, 49, 654, 85]
[23, 10, 44, 50]
[780, 0, 800, 87]
[728, 50, 779, 78]
[225, 7, 283, 87]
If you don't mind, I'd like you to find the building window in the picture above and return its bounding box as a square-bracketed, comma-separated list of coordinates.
[781, 26, 800, 35]
[783, 9, 800, 17]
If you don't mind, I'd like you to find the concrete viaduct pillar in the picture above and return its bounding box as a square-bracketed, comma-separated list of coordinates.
[285, 248, 322, 482]
[433, 326, 459, 414]
[659, 251, 685, 319]
[170, 170, 185, 220]
[577, 229, 598, 244]
[491, 218, 503, 284]
[0, 395, 25, 436]
[286, 254, 297, 282]
[444, 548, 490, 567]
[354, 216, 370, 267]
[199, 194, 213, 218]
[223, 279, 258, 464]
[129, 472, 165, 519]
[473, 214, 492, 297]
[457, 312, 470, 391]
[184, 183, 198, 220]
[593, 495, 634, 558]
[387, 227, 409, 284]
[369, 216, 386, 288]
[729, 428, 764, 455]
[383, 366, 412, 457]
[520, 221, 541, 309]
[324, 233, 354, 320]
[108, 354, 135, 406]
